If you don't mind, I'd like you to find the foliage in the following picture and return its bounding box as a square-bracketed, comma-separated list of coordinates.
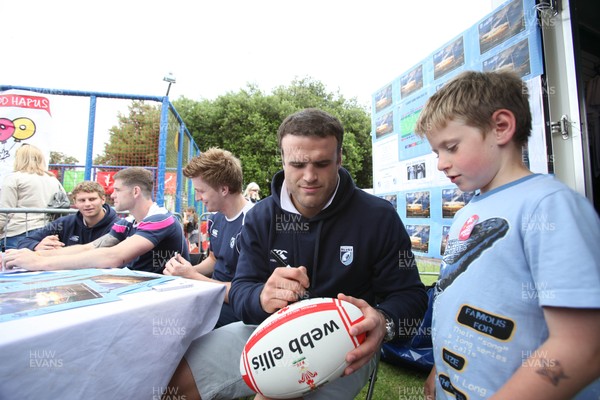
[94, 101, 161, 166]
[96, 79, 373, 194]
[49, 151, 79, 165]
[174, 77, 373, 195]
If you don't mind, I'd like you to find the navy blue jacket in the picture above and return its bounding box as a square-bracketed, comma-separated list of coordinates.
[230, 168, 428, 339]
[18, 205, 119, 250]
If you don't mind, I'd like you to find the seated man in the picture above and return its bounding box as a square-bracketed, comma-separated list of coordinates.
[164, 108, 428, 400]
[4, 167, 188, 273]
[18, 181, 119, 251]
[163, 148, 254, 328]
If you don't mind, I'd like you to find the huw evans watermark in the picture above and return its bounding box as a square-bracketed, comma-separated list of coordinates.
[30, 349, 63, 368]
[152, 317, 186, 336]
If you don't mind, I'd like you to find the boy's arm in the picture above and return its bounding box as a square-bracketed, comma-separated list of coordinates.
[6, 235, 154, 271]
[491, 307, 600, 399]
[34, 233, 119, 257]
[424, 365, 436, 400]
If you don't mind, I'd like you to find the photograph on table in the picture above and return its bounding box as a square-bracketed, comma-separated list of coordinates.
[0, 280, 118, 322]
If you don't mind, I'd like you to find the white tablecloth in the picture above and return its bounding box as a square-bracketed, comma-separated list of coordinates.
[0, 275, 226, 399]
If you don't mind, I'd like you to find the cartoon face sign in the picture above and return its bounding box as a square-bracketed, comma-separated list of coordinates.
[0, 117, 36, 142]
[0, 118, 15, 142]
[12, 117, 36, 141]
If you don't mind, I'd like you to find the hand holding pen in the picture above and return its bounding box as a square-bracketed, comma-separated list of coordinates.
[260, 251, 310, 313]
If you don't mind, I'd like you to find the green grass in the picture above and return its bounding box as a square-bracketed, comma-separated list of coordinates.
[357, 360, 430, 399]
[355, 260, 438, 399]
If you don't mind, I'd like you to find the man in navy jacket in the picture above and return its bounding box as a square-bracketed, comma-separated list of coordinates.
[18, 181, 118, 251]
[165, 108, 427, 400]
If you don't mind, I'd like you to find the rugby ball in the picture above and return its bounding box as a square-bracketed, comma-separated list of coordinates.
[240, 297, 366, 399]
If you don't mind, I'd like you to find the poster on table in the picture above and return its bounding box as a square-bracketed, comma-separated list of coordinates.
[371, 0, 544, 260]
[0, 90, 54, 188]
[0, 269, 174, 322]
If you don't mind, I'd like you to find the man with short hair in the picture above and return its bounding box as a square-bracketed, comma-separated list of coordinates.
[18, 181, 119, 251]
[164, 147, 254, 328]
[165, 109, 427, 400]
[5, 167, 189, 273]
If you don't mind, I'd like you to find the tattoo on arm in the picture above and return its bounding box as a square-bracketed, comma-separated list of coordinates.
[536, 359, 569, 386]
[92, 234, 120, 249]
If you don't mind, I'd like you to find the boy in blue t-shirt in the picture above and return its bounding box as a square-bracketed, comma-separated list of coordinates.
[415, 70, 600, 399]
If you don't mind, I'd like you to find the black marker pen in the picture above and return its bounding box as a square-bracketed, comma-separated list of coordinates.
[270, 250, 310, 299]
[270, 250, 291, 268]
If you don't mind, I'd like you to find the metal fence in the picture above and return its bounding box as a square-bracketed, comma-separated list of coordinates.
[0, 85, 203, 215]
[0, 208, 77, 251]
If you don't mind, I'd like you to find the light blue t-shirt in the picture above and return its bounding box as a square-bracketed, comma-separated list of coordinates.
[432, 174, 600, 399]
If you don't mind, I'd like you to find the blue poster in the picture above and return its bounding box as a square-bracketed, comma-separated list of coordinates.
[371, 0, 543, 259]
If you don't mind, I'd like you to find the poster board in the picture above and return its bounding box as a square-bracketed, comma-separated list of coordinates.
[371, 0, 546, 260]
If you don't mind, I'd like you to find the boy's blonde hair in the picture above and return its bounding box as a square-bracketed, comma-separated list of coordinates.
[183, 148, 243, 194]
[414, 70, 532, 147]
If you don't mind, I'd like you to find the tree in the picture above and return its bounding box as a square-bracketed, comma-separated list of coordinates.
[174, 78, 372, 195]
[97, 79, 373, 196]
[49, 151, 79, 165]
[94, 101, 161, 166]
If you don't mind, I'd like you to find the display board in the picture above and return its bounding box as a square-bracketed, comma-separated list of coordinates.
[371, 0, 546, 260]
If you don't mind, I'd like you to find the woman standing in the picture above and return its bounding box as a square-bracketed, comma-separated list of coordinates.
[243, 182, 260, 203]
[0, 144, 67, 249]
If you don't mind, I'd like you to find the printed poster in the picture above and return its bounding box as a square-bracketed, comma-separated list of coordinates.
[0, 90, 54, 187]
[0, 269, 174, 322]
[370, 0, 544, 260]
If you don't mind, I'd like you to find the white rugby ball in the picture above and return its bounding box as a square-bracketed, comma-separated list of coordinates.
[240, 297, 366, 399]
